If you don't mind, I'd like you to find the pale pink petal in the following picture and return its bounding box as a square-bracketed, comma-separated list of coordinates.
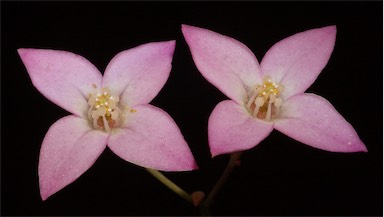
[18, 49, 103, 117]
[274, 93, 367, 152]
[39, 115, 108, 200]
[102, 41, 175, 106]
[107, 104, 197, 171]
[260, 26, 336, 99]
[182, 24, 262, 104]
[208, 100, 274, 157]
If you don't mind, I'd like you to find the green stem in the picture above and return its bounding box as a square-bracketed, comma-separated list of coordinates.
[199, 152, 243, 215]
[146, 168, 193, 204]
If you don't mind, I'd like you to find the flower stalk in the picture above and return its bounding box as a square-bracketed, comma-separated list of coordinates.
[146, 168, 193, 204]
[146, 152, 243, 216]
[199, 152, 242, 215]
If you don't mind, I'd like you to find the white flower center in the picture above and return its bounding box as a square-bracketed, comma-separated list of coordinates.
[245, 76, 284, 121]
[87, 86, 122, 132]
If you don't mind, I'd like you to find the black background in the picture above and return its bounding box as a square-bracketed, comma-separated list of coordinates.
[2, 1, 382, 216]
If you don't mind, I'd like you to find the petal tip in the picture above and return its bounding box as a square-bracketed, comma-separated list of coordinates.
[359, 143, 368, 153]
[174, 156, 199, 171]
[344, 141, 368, 153]
[210, 147, 224, 158]
[159, 40, 176, 58]
[181, 23, 191, 31]
[17, 48, 31, 59]
[344, 137, 368, 153]
[41, 195, 48, 201]
[189, 161, 199, 170]
[40, 188, 51, 201]
[322, 25, 337, 35]
[165, 39, 176, 48]
[17, 48, 26, 55]
[315, 25, 336, 39]
[181, 24, 199, 38]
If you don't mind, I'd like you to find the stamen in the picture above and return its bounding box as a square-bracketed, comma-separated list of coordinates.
[87, 87, 122, 132]
[255, 97, 265, 107]
[265, 94, 275, 121]
[246, 94, 258, 111]
[111, 109, 120, 120]
[87, 106, 93, 120]
[270, 94, 276, 103]
[265, 101, 273, 121]
[93, 116, 98, 129]
[274, 98, 283, 108]
[274, 97, 283, 115]
[246, 76, 284, 121]
[102, 116, 110, 132]
[252, 97, 265, 117]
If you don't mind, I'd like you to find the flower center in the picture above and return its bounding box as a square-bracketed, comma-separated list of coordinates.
[87, 87, 121, 132]
[245, 76, 284, 121]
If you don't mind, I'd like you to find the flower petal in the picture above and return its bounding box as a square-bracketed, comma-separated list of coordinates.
[18, 48, 103, 117]
[260, 26, 336, 99]
[38, 115, 108, 200]
[108, 104, 197, 171]
[208, 100, 274, 157]
[102, 41, 175, 106]
[182, 24, 262, 104]
[274, 93, 367, 152]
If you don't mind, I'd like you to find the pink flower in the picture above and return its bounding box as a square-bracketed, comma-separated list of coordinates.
[182, 24, 367, 157]
[18, 41, 197, 200]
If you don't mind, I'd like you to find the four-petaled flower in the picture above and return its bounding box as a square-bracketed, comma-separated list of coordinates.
[18, 41, 197, 200]
[182, 24, 367, 156]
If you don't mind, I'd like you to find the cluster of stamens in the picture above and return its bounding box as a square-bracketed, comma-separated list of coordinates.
[88, 87, 121, 132]
[246, 76, 284, 121]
